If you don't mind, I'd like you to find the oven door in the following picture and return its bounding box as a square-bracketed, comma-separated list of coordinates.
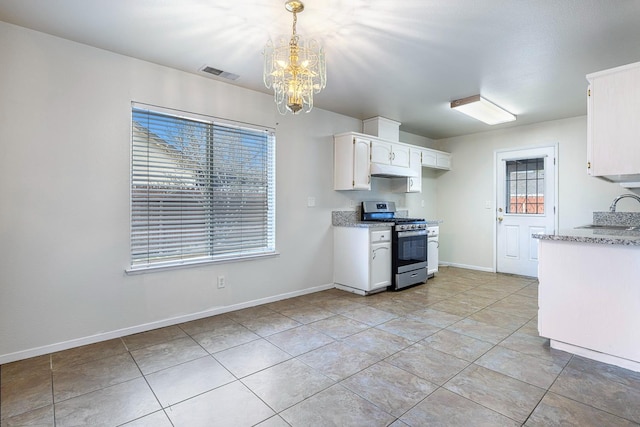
[394, 229, 428, 273]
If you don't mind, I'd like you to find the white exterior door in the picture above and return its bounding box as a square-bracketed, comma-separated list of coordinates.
[496, 146, 557, 277]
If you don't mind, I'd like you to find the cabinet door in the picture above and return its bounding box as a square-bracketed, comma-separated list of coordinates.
[428, 237, 439, 275]
[422, 149, 437, 167]
[588, 64, 640, 177]
[391, 144, 410, 167]
[370, 241, 391, 290]
[353, 138, 371, 189]
[407, 149, 422, 192]
[371, 140, 392, 164]
[436, 152, 451, 170]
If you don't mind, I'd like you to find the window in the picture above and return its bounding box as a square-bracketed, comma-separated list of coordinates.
[505, 158, 545, 214]
[129, 103, 276, 271]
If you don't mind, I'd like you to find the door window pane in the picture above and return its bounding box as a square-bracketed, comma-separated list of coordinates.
[505, 158, 544, 214]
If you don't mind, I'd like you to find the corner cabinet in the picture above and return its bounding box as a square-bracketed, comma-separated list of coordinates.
[406, 148, 423, 192]
[587, 61, 640, 181]
[334, 227, 391, 295]
[334, 134, 371, 190]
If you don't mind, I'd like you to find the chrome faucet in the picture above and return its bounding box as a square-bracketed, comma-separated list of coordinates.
[609, 194, 640, 212]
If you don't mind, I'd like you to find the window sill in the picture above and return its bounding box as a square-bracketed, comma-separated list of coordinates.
[125, 251, 280, 275]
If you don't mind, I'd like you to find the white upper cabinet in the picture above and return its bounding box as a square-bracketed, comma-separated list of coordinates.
[436, 152, 451, 169]
[333, 131, 451, 191]
[391, 143, 410, 168]
[371, 140, 391, 164]
[587, 62, 640, 182]
[422, 150, 437, 167]
[334, 134, 371, 190]
[371, 140, 410, 168]
[421, 148, 451, 170]
[407, 148, 423, 193]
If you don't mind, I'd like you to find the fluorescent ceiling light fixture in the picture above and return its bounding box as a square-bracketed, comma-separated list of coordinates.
[450, 95, 516, 125]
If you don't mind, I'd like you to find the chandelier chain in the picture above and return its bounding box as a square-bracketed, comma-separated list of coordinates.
[290, 9, 298, 47]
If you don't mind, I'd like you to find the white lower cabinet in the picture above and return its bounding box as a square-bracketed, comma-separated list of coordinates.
[538, 238, 640, 370]
[334, 226, 391, 295]
[427, 226, 439, 276]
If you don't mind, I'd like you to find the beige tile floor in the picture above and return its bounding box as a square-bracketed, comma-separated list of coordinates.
[2, 267, 640, 426]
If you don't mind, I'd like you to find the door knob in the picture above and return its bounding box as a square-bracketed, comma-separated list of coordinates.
[498, 217, 504, 222]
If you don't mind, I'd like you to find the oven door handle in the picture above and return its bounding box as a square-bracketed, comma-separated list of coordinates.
[397, 230, 428, 238]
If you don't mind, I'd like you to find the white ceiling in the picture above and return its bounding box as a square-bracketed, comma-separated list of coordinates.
[2, 0, 640, 139]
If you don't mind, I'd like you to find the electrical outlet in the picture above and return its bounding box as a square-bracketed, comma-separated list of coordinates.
[217, 275, 225, 289]
[307, 196, 316, 207]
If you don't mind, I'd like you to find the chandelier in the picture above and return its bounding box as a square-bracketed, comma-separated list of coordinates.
[263, 1, 326, 114]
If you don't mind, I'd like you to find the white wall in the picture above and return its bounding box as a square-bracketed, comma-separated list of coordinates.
[0, 22, 427, 362]
[399, 132, 441, 221]
[4, 20, 628, 362]
[434, 116, 639, 271]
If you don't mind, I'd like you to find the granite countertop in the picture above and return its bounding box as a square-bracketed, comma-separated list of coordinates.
[332, 209, 441, 229]
[333, 221, 393, 229]
[533, 211, 640, 246]
[533, 228, 640, 246]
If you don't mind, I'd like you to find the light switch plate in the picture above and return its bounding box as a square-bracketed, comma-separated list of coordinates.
[307, 196, 316, 207]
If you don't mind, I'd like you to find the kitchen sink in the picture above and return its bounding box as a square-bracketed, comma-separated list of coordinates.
[575, 224, 640, 231]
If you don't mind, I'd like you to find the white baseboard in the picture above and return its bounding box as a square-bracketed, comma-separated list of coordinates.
[550, 340, 640, 373]
[0, 283, 335, 365]
[439, 262, 494, 273]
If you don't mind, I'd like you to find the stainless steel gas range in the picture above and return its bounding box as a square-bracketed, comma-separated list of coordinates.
[361, 201, 428, 290]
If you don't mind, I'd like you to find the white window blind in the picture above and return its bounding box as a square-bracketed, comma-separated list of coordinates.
[130, 104, 276, 271]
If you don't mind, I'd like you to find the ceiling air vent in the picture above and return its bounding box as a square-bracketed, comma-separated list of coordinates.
[199, 65, 240, 81]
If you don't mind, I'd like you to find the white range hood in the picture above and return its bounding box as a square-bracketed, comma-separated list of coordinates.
[370, 162, 418, 178]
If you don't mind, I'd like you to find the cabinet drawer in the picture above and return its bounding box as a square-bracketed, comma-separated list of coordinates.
[371, 229, 391, 242]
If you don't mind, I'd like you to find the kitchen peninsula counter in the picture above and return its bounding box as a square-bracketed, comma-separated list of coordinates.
[534, 228, 640, 372]
[533, 228, 640, 245]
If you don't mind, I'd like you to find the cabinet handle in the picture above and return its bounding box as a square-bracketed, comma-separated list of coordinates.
[372, 246, 389, 259]
[392, 152, 395, 160]
[587, 161, 591, 169]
